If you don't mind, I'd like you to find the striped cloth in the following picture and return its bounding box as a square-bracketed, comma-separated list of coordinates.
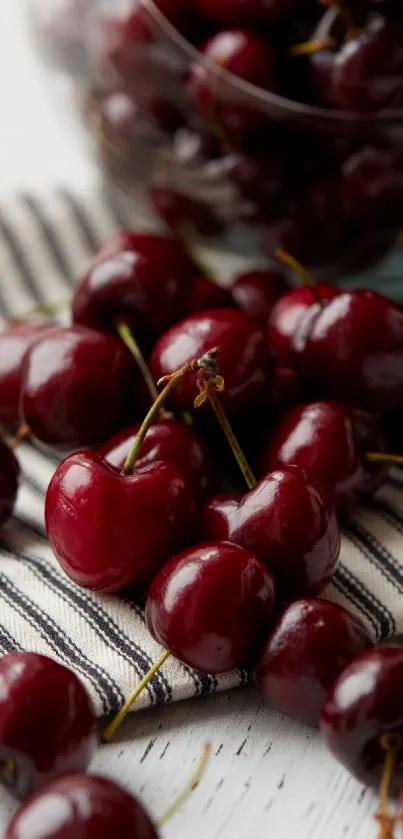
[0, 186, 403, 718]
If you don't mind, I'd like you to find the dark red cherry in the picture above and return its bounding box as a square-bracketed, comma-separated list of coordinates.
[193, 0, 311, 24]
[146, 540, 275, 672]
[98, 418, 216, 503]
[263, 400, 387, 510]
[231, 268, 288, 323]
[188, 276, 233, 314]
[0, 323, 54, 428]
[0, 653, 97, 800]
[187, 29, 276, 134]
[20, 326, 143, 451]
[5, 774, 158, 839]
[321, 646, 403, 788]
[331, 16, 403, 111]
[71, 233, 194, 344]
[255, 599, 373, 727]
[149, 187, 224, 238]
[0, 440, 20, 528]
[268, 284, 339, 367]
[292, 290, 403, 414]
[341, 145, 403, 231]
[200, 467, 340, 600]
[45, 452, 194, 593]
[150, 308, 270, 418]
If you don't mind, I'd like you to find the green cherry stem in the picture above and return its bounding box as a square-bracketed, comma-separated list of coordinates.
[115, 320, 160, 405]
[102, 650, 171, 743]
[275, 248, 324, 308]
[8, 298, 69, 325]
[155, 743, 211, 827]
[366, 452, 403, 466]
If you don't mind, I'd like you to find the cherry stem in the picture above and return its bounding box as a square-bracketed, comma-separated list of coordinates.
[102, 650, 171, 743]
[155, 743, 211, 827]
[366, 453, 403, 466]
[8, 298, 69, 326]
[122, 346, 221, 473]
[376, 732, 402, 839]
[0, 758, 16, 783]
[320, 0, 360, 39]
[11, 424, 30, 449]
[115, 320, 160, 406]
[275, 249, 323, 308]
[288, 36, 335, 56]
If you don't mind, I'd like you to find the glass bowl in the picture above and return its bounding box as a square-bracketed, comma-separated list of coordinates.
[30, 0, 403, 294]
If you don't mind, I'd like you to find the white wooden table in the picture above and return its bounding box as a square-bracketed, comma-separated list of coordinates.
[0, 7, 384, 838]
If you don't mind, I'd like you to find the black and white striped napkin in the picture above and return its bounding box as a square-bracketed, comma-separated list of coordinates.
[1, 186, 403, 717]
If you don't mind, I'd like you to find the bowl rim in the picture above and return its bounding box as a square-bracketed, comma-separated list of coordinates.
[143, 0, 403, 128]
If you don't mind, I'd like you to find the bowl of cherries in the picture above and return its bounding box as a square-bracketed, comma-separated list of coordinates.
[2, 226, 403, 835]
[29, 0, 403, 284]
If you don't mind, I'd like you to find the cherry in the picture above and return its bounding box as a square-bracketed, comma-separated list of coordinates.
[149, 187, 224, 238]
[231, 268, 289, 323]
[98, 417, 216, 503]
[5, 774, 158, 838]
[292, 290, 403, 414]
[71, 233, 194, 344]
[331, 16, 403, 112]
[0, 653, 97, 800]
[227, 152, 286, 214]
[192, 0, 311, 24]
[188, 276, 233, 314]
[321, 645, 403, 789]
[45, 452, 194, 593]
[150, 308, 270, 418]
[146, 540, 275, 672]
[255, 599, 372, 726]
[0, 323, 54, 428]
[20, 325, 143, 451]
[263, 400, 387, 510]
[0, 440, 20, 528]
[200, 467, 340, 600]
[268, 284, 339, 366]
[187, 29, 276, 134]
[341, 145, 403, 231]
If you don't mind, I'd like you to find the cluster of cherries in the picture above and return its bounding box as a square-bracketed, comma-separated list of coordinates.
[36, 0, 403, 273]
[2, 229, 403, 835]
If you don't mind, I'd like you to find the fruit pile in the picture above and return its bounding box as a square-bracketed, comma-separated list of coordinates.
[2, 229, 403, 835]
[32, 0, 403, 275]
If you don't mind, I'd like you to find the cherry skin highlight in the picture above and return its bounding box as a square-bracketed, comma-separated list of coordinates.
[321, 646, 403, 789]
[5, 773, 159, 839]
[268, 284, 339, 368]
[150, 308, 270, 418]
[200, 467, 340, 600]
[0, 653, 97, 800]
[146, 541, 275, 672]
[45, 452, 194, 593]
[263, 400, 387, 511]
[0, 440, 20, 528]
[292, 290, 403, 414]
[255, 599, 372, 726]
[98, 418, 216, 503]
[72, 232, 194, 344]
[0, 322, 54, 428]
[20, 325, 143, 451]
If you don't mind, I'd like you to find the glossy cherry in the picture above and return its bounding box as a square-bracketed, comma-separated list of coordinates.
[0, 440, 20, 528]
[146, 540, 275, 672]
[341, 145, 403, 231]
[5, 774, 158, 839]
[45, 452, 194, 593]
[263, 400, 387, 511]
[98, 417, 216, 503]
[150, 308, 270, 418]
[200, 467, 340, 600]
[0, 653, 97, 800]
[149, 187, 224, 238]
[321, 646, 403, 788]
[187, 29, 276, 134]
[292, 290, 403, 414]
[231, 268, 288, 323]
[20, 325, 142, 450]
[71, 232, 194, 344]
[255, 599, 372, 726]
[188, 276, 233, 314]
[0, 322, 54, 428]
[268, 284, 339, 368]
